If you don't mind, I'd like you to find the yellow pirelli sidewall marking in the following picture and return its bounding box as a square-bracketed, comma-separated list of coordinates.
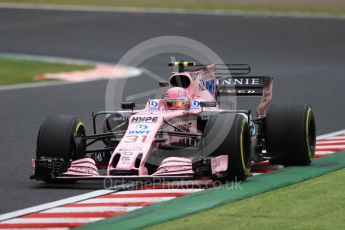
[240, 119, 250, 176]
[74, 121, 84, 137]
[305, 107, 314, 160]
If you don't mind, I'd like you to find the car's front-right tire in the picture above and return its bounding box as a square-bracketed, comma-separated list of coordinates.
[202, 113, 251, 181]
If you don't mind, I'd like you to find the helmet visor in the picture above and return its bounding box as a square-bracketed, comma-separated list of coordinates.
[166, 98, 187, 108]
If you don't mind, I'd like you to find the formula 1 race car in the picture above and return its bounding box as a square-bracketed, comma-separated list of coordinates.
[31, 61, 316, 183]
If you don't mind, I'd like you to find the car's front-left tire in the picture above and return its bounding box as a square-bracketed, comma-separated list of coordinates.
[35, 115, 86, 182]
[37, 115, 86, 160]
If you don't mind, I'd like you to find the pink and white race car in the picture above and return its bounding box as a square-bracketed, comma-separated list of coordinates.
[31, 61, 316, 183]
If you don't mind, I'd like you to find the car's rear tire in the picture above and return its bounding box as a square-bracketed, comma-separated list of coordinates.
[202, 113, 251, 181]
[266, 104, 316, 166]
[37, 115, 86, 160]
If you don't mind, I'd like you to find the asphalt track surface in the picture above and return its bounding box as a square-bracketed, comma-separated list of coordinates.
[0, 8, 345, 214]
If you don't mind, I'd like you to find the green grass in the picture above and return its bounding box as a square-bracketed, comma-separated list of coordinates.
[0, 57, 92, 85]
[1, 0, 345, 16]
[145, 168, 345, 230]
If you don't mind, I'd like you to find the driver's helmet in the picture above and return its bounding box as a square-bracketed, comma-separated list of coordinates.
[164, 87, 190, 110]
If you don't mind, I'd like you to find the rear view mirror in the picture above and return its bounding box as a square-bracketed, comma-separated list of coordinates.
[121, 102, 135, 110]
[200, 101, 217, 107]
[159, 81, 169, 87]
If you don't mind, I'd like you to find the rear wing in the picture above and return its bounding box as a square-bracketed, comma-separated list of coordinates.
[217, 76, 273, 96]
[217, 76, 273, 118]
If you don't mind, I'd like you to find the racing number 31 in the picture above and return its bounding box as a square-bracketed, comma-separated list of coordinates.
[124, 135, 149, 143]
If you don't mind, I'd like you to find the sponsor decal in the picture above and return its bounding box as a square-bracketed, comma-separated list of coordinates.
[136, 124, 148, 130]
[129, 124, 150, 134]
[131, 116, 158, 123]
[219, 89, 260, 94]
[119, 146, 143, 152]
[112, 116, 127, 121]
[201, 79, 215, 95]
[128, 130, 151, 135]
[191, 71, 213, 81]
[190, 100, 201, 110]
[120, 155, 131, 164]
[220, 78, 261, 86]
[199, 82, 207, 91]
[150, 100, 159, 111]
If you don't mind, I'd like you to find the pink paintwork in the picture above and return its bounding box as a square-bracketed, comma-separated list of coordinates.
[66, 64, 272, 178]
[256, 80, 273, 118]
[106, 65, 219, 176]
[211, 155, 229, 174]
[64, 158, 99, 176]
[153, 157, 193, 176]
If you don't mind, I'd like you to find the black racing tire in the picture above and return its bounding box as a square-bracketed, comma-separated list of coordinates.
[266, 104, 316, 166]
[202, 113, 251, 181]
[37, 115, 86, 160]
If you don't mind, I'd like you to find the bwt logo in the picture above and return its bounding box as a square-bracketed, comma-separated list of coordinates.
[191, 100, 200, 108]
[150, 100, 158, 109]
[128, 130, 151, 135]
[136, 124, 148, 130]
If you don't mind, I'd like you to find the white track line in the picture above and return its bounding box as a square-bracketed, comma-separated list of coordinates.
[0, 190, 114, 222]
[316, 129, 345, 140]
[118, 189, 202, 194]
[316, 145, 345, 149]
[316, 140, 345, 144]
[79, 197, 175, 203]
[320, 136, 345, 140]
[17, 229, 69, 230]
[2, 218, 102, 224]
[0, 2, 344, 20]
[315, 151, 333, 155]
[42, 206, 140, 213]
